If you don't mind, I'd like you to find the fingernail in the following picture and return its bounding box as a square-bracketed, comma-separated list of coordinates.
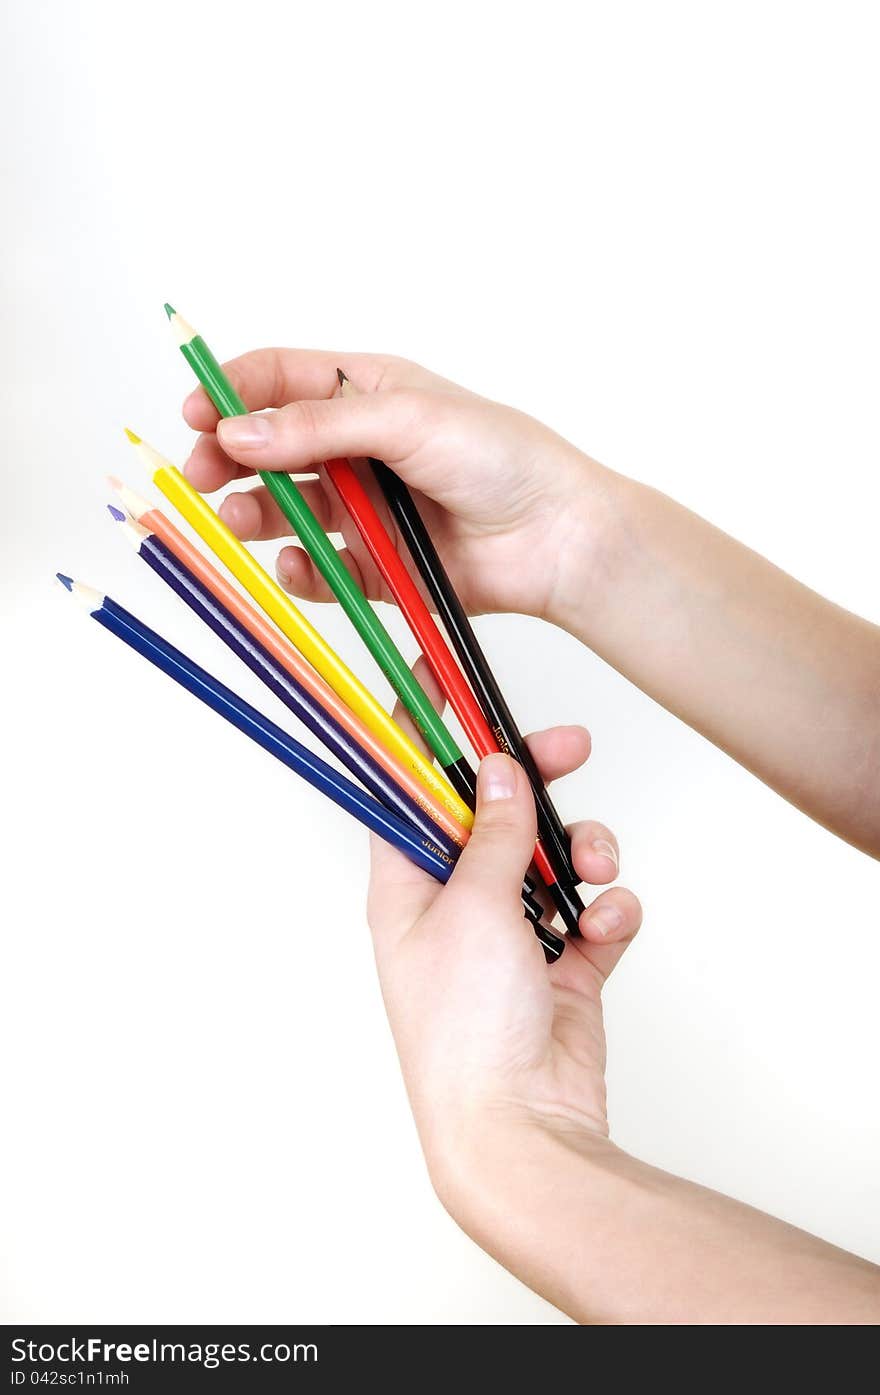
[591, 838, 619, 872]
[479, 753, 516, 802]
[584, 904, 622, 938]
[217, 414, 273, 449]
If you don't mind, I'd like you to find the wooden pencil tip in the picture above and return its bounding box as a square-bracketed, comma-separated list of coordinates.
[336, 367, 349, 387]
[165, 306, 196, 347]
[124, 428, 142, 445]
[105, 476, 152, 522]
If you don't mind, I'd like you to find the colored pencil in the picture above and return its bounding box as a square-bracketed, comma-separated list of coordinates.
[126, 429, 543, 924]
[109, 507, 464, 860]
[328, 373, 493, 753]
[164, 305, 476, 805]
[337, 376, 581, 893]
[380, 450, 585, 913]
[106, 477, 469, 851]
[110, 473, 545, 925]
[57, 576, 564, 962]
[340, 376, 588, 931]
[332, 373, 586, 936]
[380, 460, 579, 884]
[110, 506, 548, 932]
[123, 430, 471, 830]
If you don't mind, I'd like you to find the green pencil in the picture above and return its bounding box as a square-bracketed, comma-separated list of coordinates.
[165, 304, 475, 803]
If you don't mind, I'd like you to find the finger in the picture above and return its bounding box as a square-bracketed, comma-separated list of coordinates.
[521, 726, 620, 888]
[219, 480, 341, 543]
[182, 349, 426, 432]
[388, 654, 448, 758]
[273, 547, 338, 604]
[275, 543, 383, 605]
[569, 819, 620, 885]
[569, 887, 642, 981]
[183, 433, 255, 493]
[214, 392, 438, 475]
[523, 725, 592, 784]
[182, 429, 363, 499]
[444, 754, 537, 917]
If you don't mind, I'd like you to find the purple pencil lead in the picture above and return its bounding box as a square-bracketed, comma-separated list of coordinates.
[56, 573, 73, 591]
[107, 504, 126, 522]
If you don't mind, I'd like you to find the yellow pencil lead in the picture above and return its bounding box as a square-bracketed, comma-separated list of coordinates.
[123, 428, 142, 445]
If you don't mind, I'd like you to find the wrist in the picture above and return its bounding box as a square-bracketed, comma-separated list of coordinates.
[427, 1106, 624, 1321]
[429, 1106, 880, 1325]
[541, 451, 634, 638]
[433, 1104, 616, 1209]
[426, 1100, 615, 1235]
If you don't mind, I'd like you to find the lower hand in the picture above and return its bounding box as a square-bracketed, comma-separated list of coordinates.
[366, 661, 641, 1208]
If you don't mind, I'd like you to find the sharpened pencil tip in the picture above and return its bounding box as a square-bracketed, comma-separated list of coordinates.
[336, 368, 349, 387]
[56, 573, 73, 591]
[164, 303, 176, 319]
[106, 474, 122, 491]
[107, 505, 126, 522]
[123, 428, 142, 445]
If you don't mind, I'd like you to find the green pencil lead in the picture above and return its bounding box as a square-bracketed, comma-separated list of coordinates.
[163, 302, 176, 319]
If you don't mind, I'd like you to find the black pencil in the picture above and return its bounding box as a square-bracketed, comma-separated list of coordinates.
[336, 382, 585, 926]
[374, 456, 580, 872]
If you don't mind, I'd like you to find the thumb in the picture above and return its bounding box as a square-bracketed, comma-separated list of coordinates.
[445, 754, 537, 914]
[215, 391, 433, 474]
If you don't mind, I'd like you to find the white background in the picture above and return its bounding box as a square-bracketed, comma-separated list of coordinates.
[2, 0, 878, 1324]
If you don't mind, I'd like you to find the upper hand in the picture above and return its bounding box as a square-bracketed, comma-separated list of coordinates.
[181, 349, 600, 623]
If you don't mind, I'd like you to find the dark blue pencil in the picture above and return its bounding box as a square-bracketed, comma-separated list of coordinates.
[55, 577, 463, 877]
[109, 505, 464, 864]
[55, 575, 565, 962]
[109, 508, 553, 937]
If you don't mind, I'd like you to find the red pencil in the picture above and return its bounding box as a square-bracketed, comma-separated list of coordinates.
[325, 372, 583, 934]
[323, 476, 492, 756]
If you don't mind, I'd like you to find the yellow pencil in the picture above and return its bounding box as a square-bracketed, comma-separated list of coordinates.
[123, 431, 473, 827]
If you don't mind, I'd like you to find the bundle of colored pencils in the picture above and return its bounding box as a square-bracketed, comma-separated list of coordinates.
[59, 308, 592, 963]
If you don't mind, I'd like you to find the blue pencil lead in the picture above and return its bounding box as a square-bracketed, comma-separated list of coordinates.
[107, 504, 126, 522]
[56, 573, 73, 591]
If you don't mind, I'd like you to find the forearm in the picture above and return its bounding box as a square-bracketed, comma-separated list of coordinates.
[440, 1120, 880, 1325]
[554, 463, 880, 855]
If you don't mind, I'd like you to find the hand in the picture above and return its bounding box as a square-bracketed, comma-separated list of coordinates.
[182, 349, 605, 624]
[364, 659, 641, 1208]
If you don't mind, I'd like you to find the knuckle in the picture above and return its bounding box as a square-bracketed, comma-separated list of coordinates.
[390, 389, 439, 449]
[374, 353, 419, 386]
[281, 397, 324, 438]
[476, 810, 523, 842]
